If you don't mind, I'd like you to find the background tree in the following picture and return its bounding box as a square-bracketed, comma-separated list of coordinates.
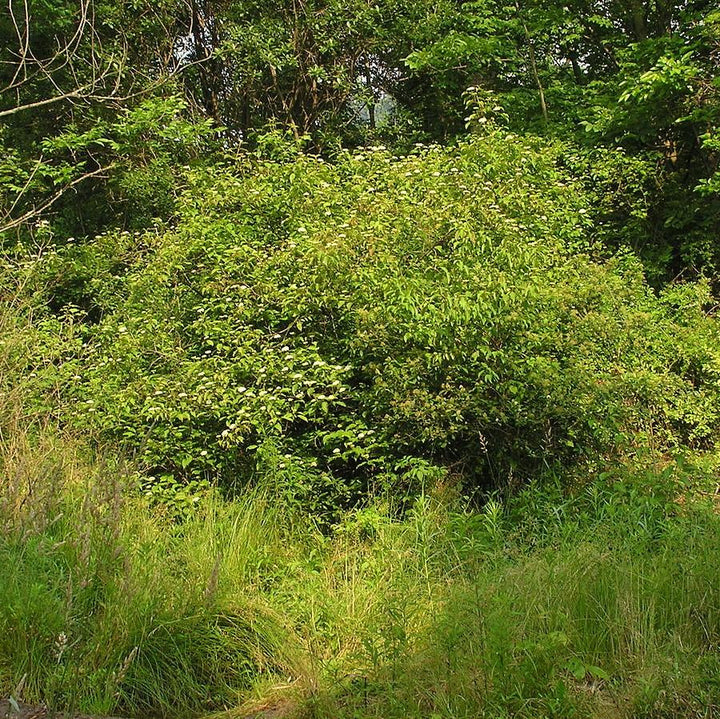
[0, 0, 212, 243]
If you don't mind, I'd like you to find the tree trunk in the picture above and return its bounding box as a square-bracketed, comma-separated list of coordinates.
[515, 2, 548, 123]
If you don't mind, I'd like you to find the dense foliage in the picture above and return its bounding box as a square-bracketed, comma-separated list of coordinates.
[1, 0, 720, 716]
[3, 0, 719, 276]
[10, 128, 717, 515]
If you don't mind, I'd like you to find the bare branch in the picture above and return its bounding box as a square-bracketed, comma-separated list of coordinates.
[0, 164, 116, 236]
[7, 0, 31, 88]
[2, 0, 115, 104]
[0, 0, 204, 235]
[3, 155, 45, 219]
[0, 89, 83, 118]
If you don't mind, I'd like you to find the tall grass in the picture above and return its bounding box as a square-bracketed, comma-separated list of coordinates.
[1, 408, 719, 719]
[0, 420, 302, 715]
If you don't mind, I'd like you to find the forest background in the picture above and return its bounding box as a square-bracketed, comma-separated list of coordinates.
[1, 1, 720, 717]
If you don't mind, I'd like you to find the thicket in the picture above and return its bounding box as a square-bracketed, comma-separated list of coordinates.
[2, 0, 720, 716]
[5, 128, 717, 516]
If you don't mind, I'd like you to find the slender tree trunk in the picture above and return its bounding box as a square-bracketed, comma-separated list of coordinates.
[628, 0, 647, 40]
[191, 0, 221, 123]
[569, 49, 585, 85]
[515, 2, 548, 123]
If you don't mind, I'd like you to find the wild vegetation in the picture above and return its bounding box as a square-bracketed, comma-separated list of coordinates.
[1, 0, 719, 717]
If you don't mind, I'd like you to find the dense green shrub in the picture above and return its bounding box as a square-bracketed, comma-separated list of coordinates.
[19, 129, 709, 509]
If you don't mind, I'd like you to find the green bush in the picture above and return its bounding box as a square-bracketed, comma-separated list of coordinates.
[23, 129, 717, 509]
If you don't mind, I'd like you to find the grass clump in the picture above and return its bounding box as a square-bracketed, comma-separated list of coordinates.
[0, 414, 303, 716]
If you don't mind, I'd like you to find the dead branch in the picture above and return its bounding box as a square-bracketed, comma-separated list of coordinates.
[0, 163, 116, 236]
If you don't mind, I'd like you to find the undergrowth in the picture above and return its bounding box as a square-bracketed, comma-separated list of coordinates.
[1, 410, 718, 719]
[2, 264, 719, 717]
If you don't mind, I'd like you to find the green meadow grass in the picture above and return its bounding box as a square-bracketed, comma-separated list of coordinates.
[1, 413, 718, 719]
